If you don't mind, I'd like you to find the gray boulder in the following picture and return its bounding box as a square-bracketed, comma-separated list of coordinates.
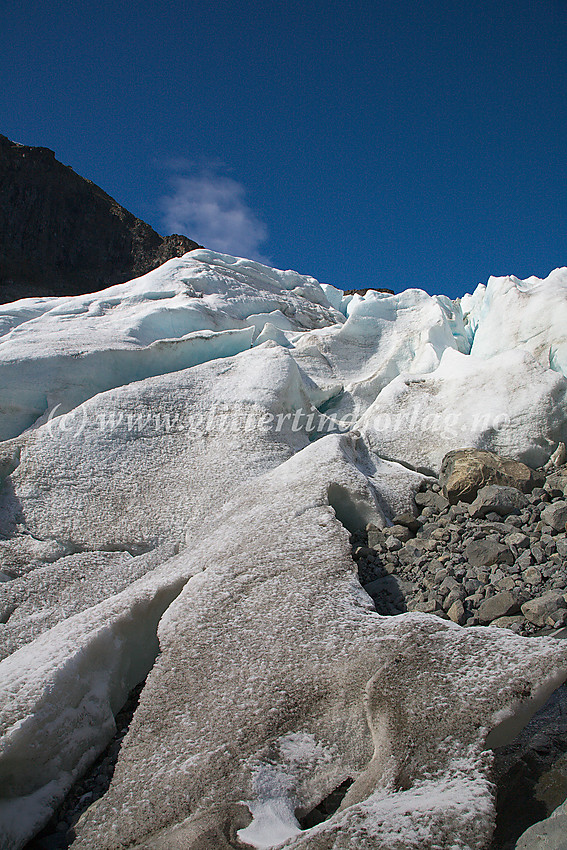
[464, 538, 514, 568]
[477, 591, 520, 625]
[522, 592, 567, 627]
[468, 485, 529, 518]
[541, 502, 567, 533]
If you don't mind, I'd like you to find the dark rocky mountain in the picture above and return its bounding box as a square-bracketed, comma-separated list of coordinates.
[343, 286, 395, 296]
[0, 134, 201, 303]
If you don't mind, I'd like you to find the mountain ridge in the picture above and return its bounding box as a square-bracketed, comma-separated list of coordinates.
[0, 134, 201, 303]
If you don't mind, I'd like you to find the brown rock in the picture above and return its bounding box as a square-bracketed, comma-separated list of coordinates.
[448, 599, 466, 625]
[439, 448, 542, 505]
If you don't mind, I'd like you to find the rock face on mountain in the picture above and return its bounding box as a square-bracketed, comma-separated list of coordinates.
[0, 135, 200, 302]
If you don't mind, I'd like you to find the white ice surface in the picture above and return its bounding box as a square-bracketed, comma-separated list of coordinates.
[291, 287, 468, 424]
[0, 250, 343, 440]
[0, 256, 567, 849]
[358, 347, 567, 473]
[67, 434, 567, 850]
[465, 267, 567, 375]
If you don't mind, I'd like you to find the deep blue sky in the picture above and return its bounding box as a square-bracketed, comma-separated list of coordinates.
[1, 0, 566, 298]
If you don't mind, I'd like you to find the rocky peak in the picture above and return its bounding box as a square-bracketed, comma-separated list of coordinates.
[0, 134, 201, 302]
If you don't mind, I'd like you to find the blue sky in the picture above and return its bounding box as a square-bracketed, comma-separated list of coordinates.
[1, 0, 566, 298]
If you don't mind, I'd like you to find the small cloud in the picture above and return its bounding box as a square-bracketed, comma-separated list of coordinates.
[160, 164, 270, 263]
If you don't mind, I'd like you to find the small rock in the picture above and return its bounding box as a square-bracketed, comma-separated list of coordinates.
[521, 591, 567, 627]
[391, 512, 420, 533]
[353, 546, 374, 559]
[447, 599, 466, 625]
[524, 566, 543, 585]
[415, 490, 450, 512]
[477, 591, 520, 624]
[540, 501, 567, 532]
[384, 525, 413, 543]
[516, 550, 533, 570]
[489, 615, 525, 630]
[409, 599, 440, 614]
[546, 610, 567, 628]
[504, 531, 530, 549]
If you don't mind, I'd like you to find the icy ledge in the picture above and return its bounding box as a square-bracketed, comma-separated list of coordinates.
[66, 435, 567, 850]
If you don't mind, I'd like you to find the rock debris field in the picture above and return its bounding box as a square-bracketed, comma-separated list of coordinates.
[355, 450, 567, 636]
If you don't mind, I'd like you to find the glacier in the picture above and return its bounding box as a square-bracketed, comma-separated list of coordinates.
[0, 251, 566, 850]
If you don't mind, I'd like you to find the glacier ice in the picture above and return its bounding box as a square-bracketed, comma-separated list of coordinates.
[463, 267, 567, 376]
[291, 287, 468, 424]
[358, 348, 567, 473]
[0, 250, 344, 441]
[68, 435, 566, 850]
[0, 250, 566, 849]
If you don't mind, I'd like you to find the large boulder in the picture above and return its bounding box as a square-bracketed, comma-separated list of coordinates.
[468, 484, 529, 518]
[440, 448, 542, 505]
[515, 797, 567, 850]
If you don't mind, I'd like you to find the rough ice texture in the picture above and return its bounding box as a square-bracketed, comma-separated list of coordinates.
[0, 250, 343, 440]
[0, 252, 567, 850]
[463, 267, 567, 376]
[68, 436, 567, 850]
[358, 348, 567, 473]
[291, 287, 468, 423]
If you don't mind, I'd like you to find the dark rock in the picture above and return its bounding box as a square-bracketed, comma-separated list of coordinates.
[409, 599, 440, 614]
[464, 538, 514, 568]
[390, 512, 420, 533]
[342, 287, 395, 296]
[415, 490, 449, 511]
[0, 134, 201, 302]
[384, 525, 413, 543]
[540, 501, 567, 532]
[468, 485, 529, 518]
[477, 591, 520, 624]
[531, 544, 546, 565]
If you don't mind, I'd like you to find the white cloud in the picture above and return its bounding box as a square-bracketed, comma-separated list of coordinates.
[160, 166, 270, 263]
